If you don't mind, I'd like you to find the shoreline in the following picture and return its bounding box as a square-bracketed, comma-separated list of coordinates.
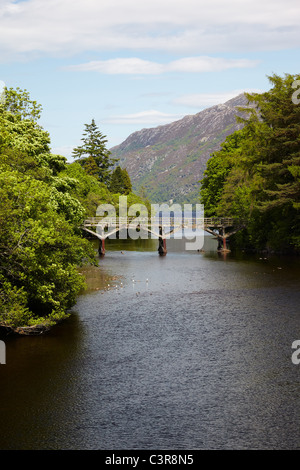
[0, 320, 59, 336]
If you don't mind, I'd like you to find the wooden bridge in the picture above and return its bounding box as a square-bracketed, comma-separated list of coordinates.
[82, 216, 246, 256]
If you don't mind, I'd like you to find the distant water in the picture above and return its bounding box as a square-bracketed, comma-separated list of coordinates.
[0, 235, 300, 450]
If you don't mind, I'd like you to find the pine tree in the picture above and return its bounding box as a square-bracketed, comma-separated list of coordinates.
[109, 166, 123, 193]
[83, 155, 99, 179]
[109, 166, 132, 194]
[121, 168, 132, 195]
[72, 119, 117, 184]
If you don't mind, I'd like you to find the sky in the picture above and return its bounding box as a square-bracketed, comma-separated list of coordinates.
[0, 0, 300, 160]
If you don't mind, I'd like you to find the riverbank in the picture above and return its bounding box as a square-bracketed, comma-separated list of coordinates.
[0, 263, 122, 336]
[0, 320, 60, 336]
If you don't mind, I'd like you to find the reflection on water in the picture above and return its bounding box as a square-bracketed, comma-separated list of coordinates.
[0, 235, 300, 450]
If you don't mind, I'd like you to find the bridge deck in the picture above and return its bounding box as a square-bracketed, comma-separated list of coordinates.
[83, 216, 239, 228]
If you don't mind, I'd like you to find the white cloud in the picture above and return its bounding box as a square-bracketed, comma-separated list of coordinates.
[67, 56, 259, 75]
[173, 89, 264, 108]
[0, 0, 299, 60]
[167, 57, 260, 73]
[68, 58, 164, 75]
[104, 110, 183, 125]
[51, 145, 74, 159]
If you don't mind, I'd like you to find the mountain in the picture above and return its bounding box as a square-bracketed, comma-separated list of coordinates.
[109, 93, 253, 204]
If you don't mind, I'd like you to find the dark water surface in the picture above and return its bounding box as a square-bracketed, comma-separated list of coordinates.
[0, 236, 300, 450]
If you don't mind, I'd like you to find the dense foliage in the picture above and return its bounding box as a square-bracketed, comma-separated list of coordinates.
[0, 87, 143, 329]
[200, 73, 300, 253]
[0, 88, 99, 328]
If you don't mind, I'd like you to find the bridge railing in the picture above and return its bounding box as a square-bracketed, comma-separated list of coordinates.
[83, 216, 244, 228]
[204, 217, 236, 226]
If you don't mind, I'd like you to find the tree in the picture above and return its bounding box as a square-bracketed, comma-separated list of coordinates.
[1, 86, 42, 121]
[109, 165, 132, 194]
[0, 170, 95, 328]
[0, 87, 51, 157]
[58, 161, 113, 217]
[72, 119, 117, 184]
[244, 74, 300, 214]
[199, 73, 300, 252]
[0, 87, 97, 329]
[84, 155, 100, 178]
[200, 131, 243, 216]
[122, 168, 132, 194]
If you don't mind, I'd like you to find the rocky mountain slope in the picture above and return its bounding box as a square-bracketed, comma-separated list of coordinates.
[110, 93, 252, 204]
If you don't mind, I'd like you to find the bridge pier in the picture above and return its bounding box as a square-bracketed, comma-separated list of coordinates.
[217, 238, 222, 251]
[216, 228, 230, 253]
[158, 226, 167, 256]
[217, 236, 230, 252]
[220, 236, 228, 252]
[218, 237, 230, 253]
[98, 238, 105, 256]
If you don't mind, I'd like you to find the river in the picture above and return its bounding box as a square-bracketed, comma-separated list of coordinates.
[0, 235, 300, 450]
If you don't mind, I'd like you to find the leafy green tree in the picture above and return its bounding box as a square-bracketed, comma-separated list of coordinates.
[1, 86, 42, 121]
[0, 87, 51, 157]
[200, 131, 243, 216]
[59, 161, 113, 217]
[0, 111, 51, 157]
[0, 87, 97, 329]
[0, 85, 153, 330]
[0, 170, 95, 328]
[72, 119, 117, 184]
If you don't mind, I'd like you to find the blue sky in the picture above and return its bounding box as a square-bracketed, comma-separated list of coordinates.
[0, 0, 300, 159]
